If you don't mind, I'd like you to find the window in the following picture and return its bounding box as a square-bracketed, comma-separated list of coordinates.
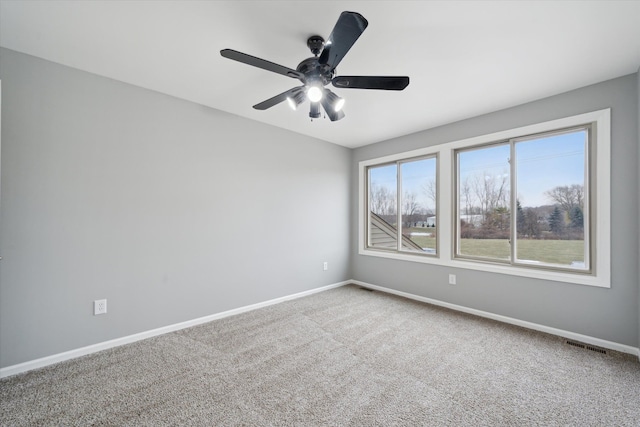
[514, 128, 589, 271]
[457, 143, 511, 261]
[455, 127, 590, 272]
[367, 156, 437, 255]
[359, 109, 610, 287]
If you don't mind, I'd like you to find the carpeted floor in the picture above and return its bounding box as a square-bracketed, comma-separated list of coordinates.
[1, 284, 639, 426]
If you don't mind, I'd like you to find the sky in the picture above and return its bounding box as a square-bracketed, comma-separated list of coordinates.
[369, 157, 437, 213]
[512, 130, 586, 207]
[370, 128, 586, 211]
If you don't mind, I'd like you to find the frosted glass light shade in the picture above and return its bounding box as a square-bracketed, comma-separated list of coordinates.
[307, 86, 323, 103]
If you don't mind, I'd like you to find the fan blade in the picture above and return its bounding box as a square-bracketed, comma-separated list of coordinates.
[319, 11, 368, 70]
[332, 76, 410, 90]
[253, 86, 304, 110]
[221, 49, 304, 81]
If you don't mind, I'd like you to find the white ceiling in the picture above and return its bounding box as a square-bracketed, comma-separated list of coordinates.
[1, 1, 639, 148]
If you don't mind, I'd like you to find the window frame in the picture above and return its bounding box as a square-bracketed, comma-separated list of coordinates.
[453, 125, 593, 274]
[365, 154, 439, 257]
[454, 140, 512, 265]
[358, 109, 610, 288]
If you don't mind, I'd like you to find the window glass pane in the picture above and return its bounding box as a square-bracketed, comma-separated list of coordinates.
[400, 157, 437, 254]
[514, 129, 588, 269]
[368, 164, 398, 250]
[457, 144, 511, 260]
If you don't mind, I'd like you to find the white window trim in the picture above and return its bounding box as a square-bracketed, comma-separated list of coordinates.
[358, 109, 611, 288]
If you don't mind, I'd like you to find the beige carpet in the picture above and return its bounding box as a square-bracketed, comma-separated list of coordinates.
[1, 284, 639, 426]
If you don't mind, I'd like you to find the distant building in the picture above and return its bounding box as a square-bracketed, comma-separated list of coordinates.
[413, 216, 436, 227]
[460, 214, 483, 226]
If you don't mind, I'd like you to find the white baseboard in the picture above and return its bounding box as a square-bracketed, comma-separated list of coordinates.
[351, 280, 640, 358]
[0, 281, 350, 379]
[3, 278, 637, 379]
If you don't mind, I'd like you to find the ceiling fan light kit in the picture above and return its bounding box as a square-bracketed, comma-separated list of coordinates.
[306, 85, 323, 103]
[323, 89, 345, 112]
[286, 88, 306, 110]
[220, 11, 409, 122]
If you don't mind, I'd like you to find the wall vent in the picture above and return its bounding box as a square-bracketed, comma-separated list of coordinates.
[565, 340, 607, 354]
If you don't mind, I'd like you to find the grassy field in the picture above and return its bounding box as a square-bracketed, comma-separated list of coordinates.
[406, 228, 584, 265]
[406, 228, 436, 251]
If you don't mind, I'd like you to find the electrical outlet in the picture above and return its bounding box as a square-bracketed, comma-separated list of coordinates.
[323, 261, 328, 271]
[94, 299, 107, 315]
[448, 274, 457, 285]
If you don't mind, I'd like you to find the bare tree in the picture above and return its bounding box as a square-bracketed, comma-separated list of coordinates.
[422, 179, 437, 213]
[545, 184, 584, 213]
[490, 173, 509, 211]
[471, 174, 488, 217]
[369, 183, 396, 216]
[402, 191, 420, 227]
[461, 177, 475, 216]
[471, 171, 509, 219]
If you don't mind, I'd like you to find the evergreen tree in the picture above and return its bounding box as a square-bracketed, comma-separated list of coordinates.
[569, 206, 584, 229]
[549, 206, 564, 235]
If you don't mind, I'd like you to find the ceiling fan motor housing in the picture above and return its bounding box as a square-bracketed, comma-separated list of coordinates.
[296, 57, 334, 86]
[299, 36, 334, 87]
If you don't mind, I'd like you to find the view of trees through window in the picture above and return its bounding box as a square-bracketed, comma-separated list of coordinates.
[456, 128, 589, 270]
[361, 110, 608, 284]
[368, 157, 437, 254]
[458, 144, 511, 260]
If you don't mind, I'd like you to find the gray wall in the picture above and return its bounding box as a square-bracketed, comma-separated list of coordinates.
[1, 46, 638, 369]
[0, 48, 351, 368]
[352, 73, 640, 348]
[638, 66, 640, 350]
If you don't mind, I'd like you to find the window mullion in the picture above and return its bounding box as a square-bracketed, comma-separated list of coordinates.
[366, 168, 371, 248]
[510, 140, 516, 265]
[583, 128, 591, 269]
[396, 161, 402, 251]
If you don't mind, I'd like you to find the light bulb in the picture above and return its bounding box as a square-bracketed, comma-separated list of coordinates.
[307, 86, 323, 103]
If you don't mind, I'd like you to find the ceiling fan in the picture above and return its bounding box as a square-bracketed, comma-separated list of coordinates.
[220, 11, 409, 122]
